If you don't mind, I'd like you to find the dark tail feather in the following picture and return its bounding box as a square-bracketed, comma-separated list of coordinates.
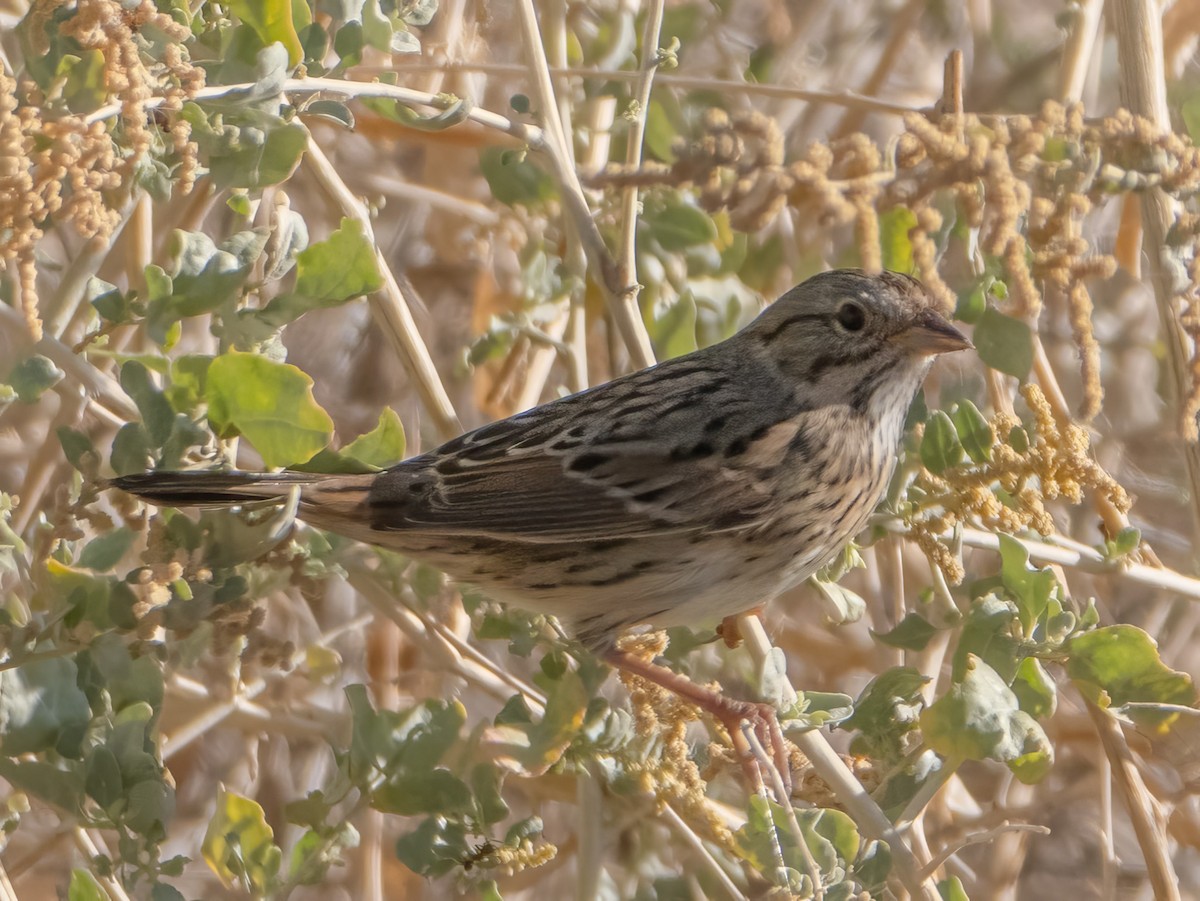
[108, 471, 322, 507]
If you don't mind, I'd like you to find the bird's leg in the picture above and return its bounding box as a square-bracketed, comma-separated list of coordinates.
[604, 647, 793, 796]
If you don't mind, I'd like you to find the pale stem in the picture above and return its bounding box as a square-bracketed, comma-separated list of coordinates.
[348, 568, 548, 712]
[514, 307, 570, 412]
[736, 615, 939, 900]
[74, 830, 133, 901]
[1083, 695, 1181, 901]
[575, 765, 605, 901]
[1112, 0, 1200, 548]
[831, 0, 924, 139]
[376, 61, 927, 115]
[40, 232, 125, 341]
[513, 0, 657, 368]
[659, 804, 748, 900]
[743, 725, 824, 900]
[876, 520, 1200, 602]
[303, 135, 463, 440]
[921, 822, 1050, 882]
[0, 301, 138, 423]
[0, 858, 16, 901]
[615, 0, 667, 305]
[1058, 0, 1105, 103]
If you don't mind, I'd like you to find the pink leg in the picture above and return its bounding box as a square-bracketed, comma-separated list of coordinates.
[605, 648, 793, 795]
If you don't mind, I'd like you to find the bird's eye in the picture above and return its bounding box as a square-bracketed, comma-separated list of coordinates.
[836, 301, 867, 332]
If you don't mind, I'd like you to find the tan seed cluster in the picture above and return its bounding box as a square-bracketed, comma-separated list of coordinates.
[593, 102, 1200, 426]
[1, 0, 202, 339]
[909, 384, 1132, 583]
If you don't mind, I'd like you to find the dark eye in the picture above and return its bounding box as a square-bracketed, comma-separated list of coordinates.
[836, 301, 867, 332]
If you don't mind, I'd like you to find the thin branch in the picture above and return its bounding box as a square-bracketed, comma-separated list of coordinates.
[920, 822, 1051, 881]
[513, 0, 657, 369]
[1058, 0, 1105, 102]
[876, 519, 1200, 601]
[832, 0, 925, 138]
[303, 135, 463, 440]
[659, 804, 748, 901]
[375, 61, 927, 116]
[1112, 0, 1200, 549]
[347, 567, 548, 712]
[1084, 696, 1181, 901]
[576, 767, 605, 901]
[736, 616, 940, 900]
[0, 301, 138, 422]
[615, 0, 668, 322]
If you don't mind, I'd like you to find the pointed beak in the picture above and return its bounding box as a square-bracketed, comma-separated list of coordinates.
[893, 309, 973, 356]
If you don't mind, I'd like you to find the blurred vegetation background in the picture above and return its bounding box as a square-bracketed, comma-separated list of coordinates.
[4, 0, 1200, 898]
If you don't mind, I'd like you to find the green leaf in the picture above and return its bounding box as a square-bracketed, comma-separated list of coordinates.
[489, 670, 587, 775]
[921, 655, 1053, 783]
[0, 657, 92, 757]
[733, 797, 810, 892]
[1067, 625, 1197, 731]
[125, 778, 175, 835]
[182, 102, 308, 190]
[1183, 93, 1200, 144]
[394, 816, 469, 877]
[471, 763, 510, 826]
[120, 362, 175, 447]
[1101, 526, 1141, 561]
[643, 98, 678, 163]
[150, 883, 186, 901]
[260, 218, 383, 324]
[647, 293, 697, 360]
[77, 528, 135, 571]
[206, 352, 334, 468]
[145, 230, 269, 342]
[110, 423, 152, 476]
[340, 408, 406, 468]
[58, 427, 95, 471]
[1011, 657, 1057, 718]
[997, 534, 1058, 634]
[68, 868, 110, 901]
[920, 411, 964, 474]
[372, 769, 472, 816]
[228, 0, 302, 65]
[939, 876, 971, 901]
[6, 355, 64, 403]
[164, 355, 213, 413]
[845, 667, 929, 762]
[401, 0, 438, 27]
[952, 594, 1021, 684]
[951, 400, 994, 463]
[974, 307, 1033, 379]
[202, 788, 282, 893]
[879, 207, 918, 274]
[84, 745, 124, 809]
[304, 99, 355, 129]
[873, 612, 937, 651]
[643, 196, 718, 251]
[783, 690, 854, 730]
[811, 577, 866, 624]
[479, 148, 557, 207]
[852, 839, 893, 892]
[58, 50, 107, 114]
[0, 758, 84, 813]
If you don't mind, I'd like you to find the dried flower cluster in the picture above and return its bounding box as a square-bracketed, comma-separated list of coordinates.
[1, 0, 203, 340]
[594, 102, 1200, 427]
[907, 384, 1132, 583]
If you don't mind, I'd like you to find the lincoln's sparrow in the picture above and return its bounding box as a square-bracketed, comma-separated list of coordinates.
[112, 269, 970, 786]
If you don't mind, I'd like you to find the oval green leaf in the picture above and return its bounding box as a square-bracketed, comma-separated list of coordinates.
[205, 352, 333, 468]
